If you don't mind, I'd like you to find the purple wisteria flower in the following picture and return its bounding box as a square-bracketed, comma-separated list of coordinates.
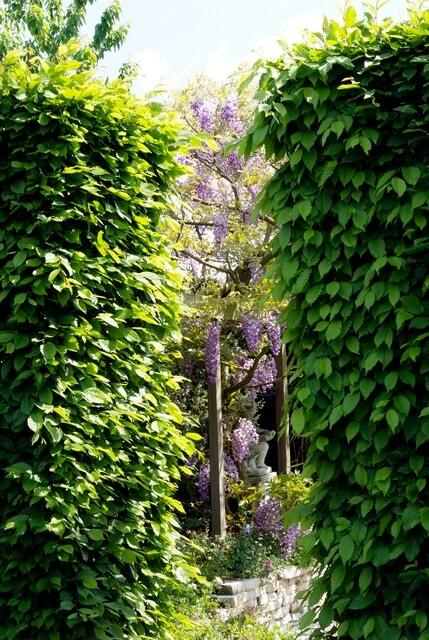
[196, 455, 239, 502]
[219, 151, 244, 176]
[191, 98, 217, 133]
[195, 179, 215, 202]
[213, 212, 229, 244]
[220, 95, 244, 132]
[249, 262, 263, 284]
[234, 350, 277, 400]
[225, 454, 240, 481]
[254, 497, 300, 559]
[242, 314, 261, 352]
[232, 418, 259, 463]
[265, 314, 282, 356]
[205, 320, 220, 383]
[196, 461, 210, 502]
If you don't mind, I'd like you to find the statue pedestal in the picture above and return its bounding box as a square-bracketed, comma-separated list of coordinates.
[243, 471, 277, 487]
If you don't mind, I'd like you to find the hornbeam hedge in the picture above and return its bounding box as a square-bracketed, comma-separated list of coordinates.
[245, 9, 429, 640]
[0, 51, 195, 639]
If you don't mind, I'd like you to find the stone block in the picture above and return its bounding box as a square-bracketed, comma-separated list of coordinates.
[211, 590, 257, 608]
[214, 577, 261, 595]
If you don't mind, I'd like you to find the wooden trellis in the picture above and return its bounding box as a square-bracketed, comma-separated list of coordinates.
[208, 343, 290, 538]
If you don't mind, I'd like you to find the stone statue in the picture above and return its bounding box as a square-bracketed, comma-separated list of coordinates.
[243, 427, 276, 485]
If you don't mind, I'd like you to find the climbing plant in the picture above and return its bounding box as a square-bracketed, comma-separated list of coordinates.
[0, 49, 196, 639]
[245, 5, 429, 640]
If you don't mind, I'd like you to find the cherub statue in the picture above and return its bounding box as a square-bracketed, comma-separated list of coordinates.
[243, 427, 276, 483]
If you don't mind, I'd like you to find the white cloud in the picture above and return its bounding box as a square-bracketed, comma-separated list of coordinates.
[203, 10, 324, 84]
[204, 41, 241, 82]
[132, 48, 171, 94]
[249, 11, 324, 61]
[132, 48, 197, 95]
[131, 10, 324, 92]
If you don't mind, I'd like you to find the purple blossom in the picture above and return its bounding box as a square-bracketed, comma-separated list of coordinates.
[219, 151, 244, 176]
[265, 315, 282, 356]
[235, 349, 277, 400]
[196, 455, 239, 502]
[242, 314, 261, 352]
[248, 184, 261, 200]
[252, 354, 277, 393]
[196, 461, 210, 502]
[213, 212, 229, 244]
[254, 497, 300, 559]
[205, 320, 220, 383]
[242, 208, 252, 224]
[225, 454, 240, 481]
[191, 98, 217, 133]
[250, 263, 263, 284]
[280, 525, 301, 558]
[181, 362, 194, 378]
[195, 179, 215, 202]
[220, 96, 244, 133]
[232, 418, 259, 463]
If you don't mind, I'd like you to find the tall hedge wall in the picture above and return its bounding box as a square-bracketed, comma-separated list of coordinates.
[246, 10, 429, 640]
[0, 51, 194, 639]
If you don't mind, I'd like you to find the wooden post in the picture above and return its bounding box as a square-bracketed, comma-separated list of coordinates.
[275, 343, 291, 474]
[208, 360, 226, 538]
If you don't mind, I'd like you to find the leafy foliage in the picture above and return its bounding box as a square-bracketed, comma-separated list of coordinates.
[246, 6, 429, 640]
[0, 49, 196, 639]
[0, 0, 127, 61]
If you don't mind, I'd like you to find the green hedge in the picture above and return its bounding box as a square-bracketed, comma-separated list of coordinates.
[0, 51, 194, 639]
[246, 9, 429, 640]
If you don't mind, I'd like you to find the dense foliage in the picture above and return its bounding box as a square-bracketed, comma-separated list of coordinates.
[246, 6, 429, 640]
[0, 0, 127, 62]
[0, 50, 196, 639]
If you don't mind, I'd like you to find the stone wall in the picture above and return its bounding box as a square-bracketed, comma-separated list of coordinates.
[212, 566, 313, 637]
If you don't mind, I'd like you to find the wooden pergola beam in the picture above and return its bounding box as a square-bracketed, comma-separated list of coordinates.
[208, 360, 226, 538]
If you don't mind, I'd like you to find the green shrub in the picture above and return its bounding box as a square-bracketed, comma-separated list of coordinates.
[0, 50, 195, 639]
[245, 8, 429, 640]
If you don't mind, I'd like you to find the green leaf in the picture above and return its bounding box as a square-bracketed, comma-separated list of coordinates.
[421, 508, 429, 533]
[291, 408, 305, 435]
[386, 409, 399, 430]
[384, 372, 398, 391]
[359, 566, 372, 592]
[41, 343, 56, 361]
[339, 535, 355, 563]
[326, 321, 342, 341]
[391, 177, 406, 197]
[82, 388, 111, 405]
[331, 563, 346, 592]
[13, 250, 27, 267]
[401, 166, 421, 186]
[88, 529, 104, 542]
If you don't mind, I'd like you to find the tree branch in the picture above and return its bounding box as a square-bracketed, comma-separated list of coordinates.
[223, 344, 270, 401]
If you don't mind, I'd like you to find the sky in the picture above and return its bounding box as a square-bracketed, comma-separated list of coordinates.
[84, 0, 408, 94]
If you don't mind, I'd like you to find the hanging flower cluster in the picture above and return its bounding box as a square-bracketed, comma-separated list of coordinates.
[213, 212, 229, 245]
[265, 314, 282, 356]
[231, 418, 259, 463]
[242, 314, 261, 352]
[205, 320, 220, 383]
[254, 496, 301, 559]
[191, 98, 217, 132]
[196, 455, 239, 502]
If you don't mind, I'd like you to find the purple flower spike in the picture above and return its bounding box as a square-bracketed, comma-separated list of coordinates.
[205, 320, 221, 383]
